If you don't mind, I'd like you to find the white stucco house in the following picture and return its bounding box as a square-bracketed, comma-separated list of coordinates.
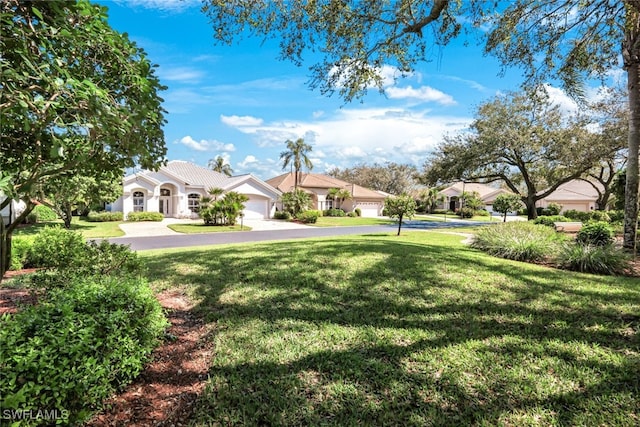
[536, 179, 602, 212]
[437, 182, 512, 213]
[109, 161, 282, 219]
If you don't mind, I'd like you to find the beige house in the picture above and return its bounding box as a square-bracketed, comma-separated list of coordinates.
[536, 179, 602, 212]
[266, 172, 386, 217]
[110, 161, 281, 219]
[437, 182, 512, 213]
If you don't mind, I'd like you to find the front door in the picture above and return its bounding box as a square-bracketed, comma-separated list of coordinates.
[159, 197, 171, 216]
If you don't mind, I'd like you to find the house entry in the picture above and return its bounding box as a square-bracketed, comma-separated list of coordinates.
[159, 188, 171, 216]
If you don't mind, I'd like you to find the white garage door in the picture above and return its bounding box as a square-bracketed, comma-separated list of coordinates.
[356, 202, 381, 217]
[243, 198, 268, 219]
[560, 203, 590, 213]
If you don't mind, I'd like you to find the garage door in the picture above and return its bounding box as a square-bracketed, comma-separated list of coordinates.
[560, 203, 590, 213]
[356, 202, 381, 217]
[243, 197, 268, 219]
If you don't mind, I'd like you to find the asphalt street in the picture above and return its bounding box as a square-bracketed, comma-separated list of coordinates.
[107, 221, 490, 251]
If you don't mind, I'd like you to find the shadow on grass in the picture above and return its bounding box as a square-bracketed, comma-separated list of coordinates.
[142, 235, 640, 425]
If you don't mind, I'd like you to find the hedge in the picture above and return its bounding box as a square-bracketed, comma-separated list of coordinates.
[127, 211, 164, 222]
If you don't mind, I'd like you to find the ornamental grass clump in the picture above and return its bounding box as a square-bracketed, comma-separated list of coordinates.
[471, 221, 563, 262]
[556, 242, 630, 275]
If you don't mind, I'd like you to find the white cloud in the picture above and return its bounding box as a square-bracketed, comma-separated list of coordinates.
[220, 115, 264, 127]
[157, 66, 205, 83]
[177, 135, 236, 152]
[219, 107, 472, 167]
[541, 84, 579, 114]
[238, 155, 258, 168]
[387, 85, 456, 105]
[119, 0, 199, 12]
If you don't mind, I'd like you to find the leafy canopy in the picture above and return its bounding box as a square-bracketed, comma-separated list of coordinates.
[422, 89, 624, 219]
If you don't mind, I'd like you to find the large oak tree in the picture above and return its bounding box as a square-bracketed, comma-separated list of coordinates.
[201, 0, 640, 251]
[421, 90, 624, 220]
[0, 0, 167, 277]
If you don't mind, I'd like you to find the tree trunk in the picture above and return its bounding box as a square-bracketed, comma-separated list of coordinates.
[62, 203, 73, 229]
[623, 49, 640, 253]
[0, 201, 34, 282]
[0, 219, 10, 280]
[503, 212, 507, 222]
[525, 198, 537, 220]
[397, 213, 403, 236]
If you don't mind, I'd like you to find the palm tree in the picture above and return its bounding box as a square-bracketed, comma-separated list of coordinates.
[328, 187, 352, 210]
[208, 187, 224, 201]
[280, 138, 313, 190]
[419, 187, 444, 213]
[208, 156, 233, 177]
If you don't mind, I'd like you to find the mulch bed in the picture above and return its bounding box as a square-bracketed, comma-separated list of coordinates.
[0, 282, 215, 426]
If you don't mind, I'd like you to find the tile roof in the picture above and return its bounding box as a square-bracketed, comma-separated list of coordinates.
[540, 179, 601, 201]
[266, 172, 385, 199]
[160, 160, 230, 190]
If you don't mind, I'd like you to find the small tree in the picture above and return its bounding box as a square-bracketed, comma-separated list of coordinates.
[461, 191, 484, 212]
[384, 194, 417, 236]
[492, 194, 524, 222]
[418, 188, 444, 213]
[281, 189, 312, 216]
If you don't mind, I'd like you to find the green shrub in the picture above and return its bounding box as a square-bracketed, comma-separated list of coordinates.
[0, 275, 168, 424]
[20, 227, 141, 288]
[87, 211, 124, 222]
[606, 210, 624, 223]
[457, 207, 475, 218]
[26, 204, 58, 224]
[472, 222, 564, 262]
[347, 212, 357, 217]
[576, 221, 614, 247]
[354, 208, 362, 217]
[323, 208, 345, 217]
[563, 209, 591, 222]
[27, 226, 87, 269]
[296, 210, 320, 224]
[546, 203, 563, 215]
[474, 209, 490, 217]
[9, 237, 34, 270]
[589, 211, 611, 223]
[556, 243, 630, 275]
[273, 210, 291, 220]
[127, 211, 164, 222]
[532, 215, 571, 227]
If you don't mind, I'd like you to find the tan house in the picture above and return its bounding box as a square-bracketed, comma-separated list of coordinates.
[110, 161, 281, 219]
[536, 179, 602, 212]
[266, 172, 386, 217]
[438, 181, 512, 212]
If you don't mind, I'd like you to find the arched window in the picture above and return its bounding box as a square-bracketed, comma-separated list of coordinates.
[188, 193, 201, 213]
[160, 188, 171, 196]
[133, 191, 144, 212]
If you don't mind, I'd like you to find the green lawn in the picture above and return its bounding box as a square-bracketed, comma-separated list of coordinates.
[13, 217, 125, 238]
[313, 216, 394, 227]
[141, 232, 640, 426]
[168, 223, 252, 233]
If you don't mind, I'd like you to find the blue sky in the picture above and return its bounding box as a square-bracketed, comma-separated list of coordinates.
[97, 0, 619, 180]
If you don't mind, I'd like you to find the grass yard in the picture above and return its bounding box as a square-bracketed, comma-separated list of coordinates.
[313, 216, 395, 227]
[141, 232, 640, 426]
[13, 217, 125, 238]
[168, 223, 252, 233]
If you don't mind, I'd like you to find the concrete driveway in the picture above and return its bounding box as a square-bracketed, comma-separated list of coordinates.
[118, 217, 311, 237]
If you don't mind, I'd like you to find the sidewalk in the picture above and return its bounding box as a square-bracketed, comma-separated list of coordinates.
[118, 218, 312, 237]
